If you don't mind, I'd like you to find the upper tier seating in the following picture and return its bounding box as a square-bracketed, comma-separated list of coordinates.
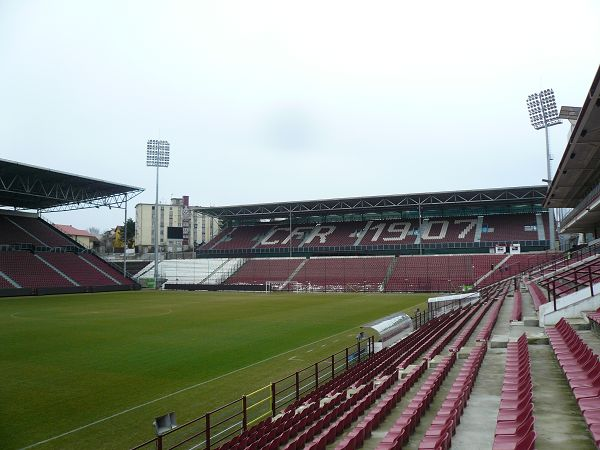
[203, 213, 550, 253]
[0, 213, 136, 292]
[9, 216, 73, 247]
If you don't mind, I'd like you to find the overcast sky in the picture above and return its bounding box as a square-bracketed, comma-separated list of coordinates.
[1, 0, 599, 232]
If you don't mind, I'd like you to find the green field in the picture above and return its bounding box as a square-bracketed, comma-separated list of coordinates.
[0, 290, 428, 450]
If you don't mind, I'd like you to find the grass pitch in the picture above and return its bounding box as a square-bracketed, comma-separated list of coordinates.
[0, 290, 428, 449]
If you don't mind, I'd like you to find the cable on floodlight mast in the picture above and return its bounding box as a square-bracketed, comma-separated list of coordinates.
[526, 89, 561, 251]
[146, 139, 170, 290]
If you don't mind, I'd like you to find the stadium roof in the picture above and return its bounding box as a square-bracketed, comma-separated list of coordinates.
[197, 185, 548, 220]
[0, 159, 144, 212]
[545, 64, 600, 209]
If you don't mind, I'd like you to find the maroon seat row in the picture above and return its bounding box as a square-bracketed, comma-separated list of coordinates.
[334, 361, 428, 450]
[547, 318, 600, 447]
[302, 370, 406, 450]
[525, 282, 546, 311]
[220, 311, 464, 450]
[448, 299, 493, 352]
[424, 303, 485, 360]
[492, 334, 536, 450]
[219, 381, 373, 450]
[418, 343, 488, 449]
[475, 295, 506, 342]
[376, 353, 457, 450]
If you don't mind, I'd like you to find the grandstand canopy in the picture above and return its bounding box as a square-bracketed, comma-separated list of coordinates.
[544, 65, 600, 233]
[197, 185, 548, 221]
[545, 65, 600, 209]
[0, 159, 144, 212]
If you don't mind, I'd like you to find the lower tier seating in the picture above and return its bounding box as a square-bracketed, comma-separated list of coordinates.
[493, 334, 536, 449]
[547, 318, 600, 447]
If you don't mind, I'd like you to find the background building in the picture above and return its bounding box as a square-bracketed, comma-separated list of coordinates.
[135, 195, 219, 253]
[54, 224, 97, 249]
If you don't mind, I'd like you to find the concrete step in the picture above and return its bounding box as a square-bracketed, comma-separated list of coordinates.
[451, 347, 505, 449]
[566, 317, 591, 331]
[576, 329, 600, 356]
[530, 345, 595, 449]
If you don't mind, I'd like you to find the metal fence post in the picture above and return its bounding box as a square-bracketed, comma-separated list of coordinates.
[242, 395, 247, 431]
[590, 266, 594, 297]
[271, 383, 276, 416]
[552, 280, 557, 312]
[356, 341, 361, 363]
[295, 372, 300, 401]
[331, 354, 335, 380]
[345, 347, 349, 370]
[205, 413, 211, 450]
[156, 436, 163, 450]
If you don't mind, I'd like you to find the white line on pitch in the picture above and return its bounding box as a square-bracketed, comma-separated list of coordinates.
[21, 325, 361, 449]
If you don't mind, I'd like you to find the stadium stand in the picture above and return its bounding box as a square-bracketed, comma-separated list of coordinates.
[0, 213, 137, 294]
[203, 213, 550, 255]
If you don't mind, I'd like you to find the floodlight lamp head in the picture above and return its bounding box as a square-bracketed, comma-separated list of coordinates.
[146, 139, 170, 168]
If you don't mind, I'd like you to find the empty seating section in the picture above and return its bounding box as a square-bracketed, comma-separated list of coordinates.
[0, 215, 43, 245]
[203, 213, 549, 254]
[525, 282, 547, 311]
[472, 254, 505, 279]
[40, 253, 115, 286]
[547, 318, 600, 447]
[217, 254, 546, 292]
[387, 255, 493, 292]
[480, 213, 545, 242]
[419, 344, 488, 450]
[0, 252, 73, 288]
[209, 227, 263, 251]
[226, 259, 302, 285]
[0, 213, 137, 291]
[291, 257, 392, 291]
[334, 362, 428, 450]
[217, 307, 478, 450]
[9, 216, 73, 247]
[475, 290, 506, 342]
[79, 254, 134, 285]
[493, 334, 536, 450]
[213, 277, 522, 450]
[0, 273, 16, 288]
[376, 353, 457, 450]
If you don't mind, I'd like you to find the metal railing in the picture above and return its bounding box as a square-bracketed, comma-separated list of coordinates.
[539, 259, 600, 311]
[130, 337, 374, 450]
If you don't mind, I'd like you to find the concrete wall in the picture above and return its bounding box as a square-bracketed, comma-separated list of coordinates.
[539, 282, 600, 326]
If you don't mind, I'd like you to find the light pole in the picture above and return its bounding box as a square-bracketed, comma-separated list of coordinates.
[526, 89, 561, 251]
[146, 139, 170, 289]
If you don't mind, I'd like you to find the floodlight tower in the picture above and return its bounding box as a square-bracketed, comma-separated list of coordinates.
[526, 89, 561, 251]
[146, 139, 170, 289]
